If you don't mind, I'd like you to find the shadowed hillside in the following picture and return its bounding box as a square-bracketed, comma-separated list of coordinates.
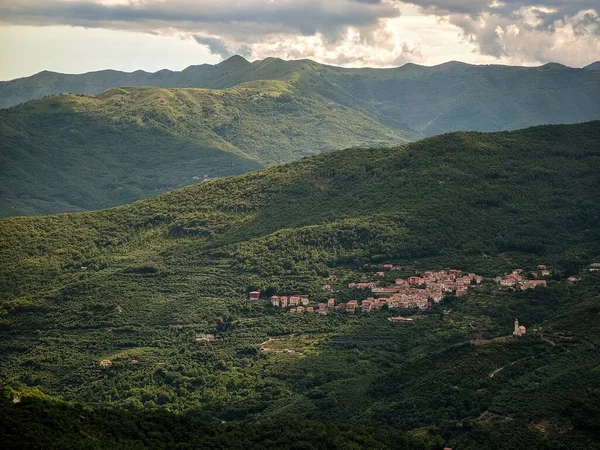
[1, 122, 600, 449]
[0, 82, 403, 217]
[2, 56, 599, 217]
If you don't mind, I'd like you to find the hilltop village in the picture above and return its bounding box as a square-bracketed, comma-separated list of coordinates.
[248, 264, 559, 315]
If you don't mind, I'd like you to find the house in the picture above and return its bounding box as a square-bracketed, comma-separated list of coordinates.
[318, 302, 327, 311]
[131, 359, 139, 364]
[80, 266, 88, 271]
[296, 306, 305, 313]
[474, 276, 484, 284]
[348, 283, 357, 288]
[300, 297, 310, 306]
[520, 280, 547, 290]
[327, 298, 336, 308]
[99, 359, 112, 367]
[346, 300, 358, 313]
[280, 296, 289, 308]
[249, 291, 261, 301]
[590, 263, 600, 272]
[567, 276, 578, 284]
[383, 264, 394, 270]
[361, 299, 373, 312]
[322, 284, 332, 291]
[372, 286, 402, 294]
[306, 306, 314, 313]
[541, 270, 550, 277]
[372, 299, 385, 310]
[395, 278, 407, 285]
[289, 296, 300, 306]
[408, 276, 423, 285]
[500, 279, 516, 287]
[537, 264, 547, 270]
[430, 290, 444, 303]
[507, 273, 523, 281]
[513, 318, 526, 337]
[513, 269, 524, 274]
[376, 271, 385, 277]
[195, 334, 215, 342]
[270, 296, 280, 307]
[290, 308, 297, 313]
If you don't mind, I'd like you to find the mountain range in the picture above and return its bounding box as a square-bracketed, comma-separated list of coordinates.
[2, 121, 599, 449]
[1, 56, 599, 217]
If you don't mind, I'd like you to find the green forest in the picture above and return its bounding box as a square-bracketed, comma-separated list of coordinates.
[0, 82, 402, 217]
[2, 55, 599, 217]
[1, 122, 600, 448]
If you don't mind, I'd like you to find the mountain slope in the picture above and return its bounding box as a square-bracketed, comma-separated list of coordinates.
[2, 57, 599, 217]
[1, 122, 600, 448]
[1, 122, 599, 449]
[2, 56, 599, 137]
[584, 61, 600, 71]
[0, 82, 404, 217]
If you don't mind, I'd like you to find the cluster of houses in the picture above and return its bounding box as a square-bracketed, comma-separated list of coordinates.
[494, 265, 550, 290]
[267, 294, 313, 313]
[248, 260, 598, 316]
[250, 267, 486, 314]
[367, 269, 484, 310]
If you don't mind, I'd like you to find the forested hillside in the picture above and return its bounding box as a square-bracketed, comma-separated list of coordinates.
[0, 82, 402, 217]
[1, 122, 599, 449]
[2, 56, 599, 217]
[2, 57, 599, 138]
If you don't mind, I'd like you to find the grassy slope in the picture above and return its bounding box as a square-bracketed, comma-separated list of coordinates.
[2, 56, 599, 136]
[0, 81, 403, 217]
[1, 124, 600, 449]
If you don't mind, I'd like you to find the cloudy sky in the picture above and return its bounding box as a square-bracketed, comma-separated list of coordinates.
[0, 0, 598, 80]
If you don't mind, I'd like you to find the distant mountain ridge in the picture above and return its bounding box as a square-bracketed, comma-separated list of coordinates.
[2, 56, 599, 137]
[1, 56, 599, 217]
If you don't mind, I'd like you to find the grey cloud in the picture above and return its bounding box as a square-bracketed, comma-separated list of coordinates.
[408, 1, 598, 15]
[0, 1, 399, 37]
[193, 35, 251, 59]
[407, 0, 599, 30]
[193, 36, 234, 58]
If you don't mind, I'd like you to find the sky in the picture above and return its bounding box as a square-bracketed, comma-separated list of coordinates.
[0, 0, 598, 80]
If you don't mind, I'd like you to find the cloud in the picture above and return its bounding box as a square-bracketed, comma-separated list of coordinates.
[0, 1, 399, 37]
[193, 35, 250, 59]
[405, 0, 600, 65]
[0, 0, 598, 67]
[0, 0, 410, 66]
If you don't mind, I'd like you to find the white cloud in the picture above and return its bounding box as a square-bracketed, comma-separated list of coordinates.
[0, 0, 598, 77]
